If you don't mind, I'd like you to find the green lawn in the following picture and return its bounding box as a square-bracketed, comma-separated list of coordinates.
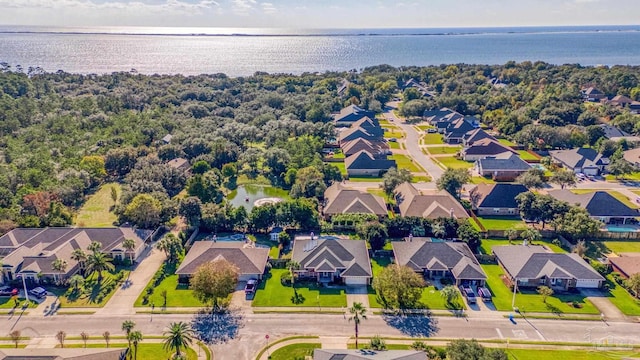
[331, 162, 347, 177]
[349, 176, 383, 182]
[390, 154, 423, 172]
[62, 343, 197, 360]
[606, 172, 640, 181]
[479, 239, 566, 255]
[605, 274, 640, 316]
[270, 343, 321, 360]
[426, 146, 462, 155]
[368, 285, 463, 310]
[437, 156, 473, 169]
[475, 216, 527, 231]
[54, 268, 130, 308]
[371, 256, 392, 277]
[388, 141, 401, 149]
[236, 174, 272, 186]
[602, 241, 640, 254]
[470, 176, 496, 184]
[252, 269, 347, 307]
[416, 124, 434, 131]
[248, 234, 280, 259]
[498, 138, 516, 146]
[134, 263, 204, 308]
[0, 297, 38, 309]
[517, 150, 541, 161]
[482, 264, 599, 314]
[423, 133, 444, 145]
[384, 131, 404, 139]
[411, 175, 431, 183]
[75, 183, 121, 227]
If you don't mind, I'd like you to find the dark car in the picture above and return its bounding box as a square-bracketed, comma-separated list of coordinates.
[477, 287, 492, 302]
[29, 287, 47, 299]
[459, 285, 476, 304]
[244, 279, 258, 295]
[0, 286, 17, 296]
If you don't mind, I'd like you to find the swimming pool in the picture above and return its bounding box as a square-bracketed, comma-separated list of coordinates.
[605, 225, 639, 233]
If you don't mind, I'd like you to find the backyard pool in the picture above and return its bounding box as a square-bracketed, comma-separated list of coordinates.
[227, 185, 289, 211]
[606, 224, 640, 233]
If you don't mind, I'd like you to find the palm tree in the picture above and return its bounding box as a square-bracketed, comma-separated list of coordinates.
[69, 274, 85, 292]
[56, 330, 66, 348]
[71, 248, 88, 273]
[121, 320, 136, 349]
[128, 331, 143, 360]
[122, 238, 136, 264]
[51, 259, 68, 284]
[163, 322, 195, 358]
[88, 241, 102, 254]
[348, 302, 367, 349]
[85, 251, 115, 283]
[432, 223, 446, 239]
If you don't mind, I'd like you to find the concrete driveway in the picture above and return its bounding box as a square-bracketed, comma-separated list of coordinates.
[346, 286, 369, 309]
[580, 288, 626, 322]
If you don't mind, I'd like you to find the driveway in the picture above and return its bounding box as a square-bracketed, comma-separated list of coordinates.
[383, 105, 444, 180]
[345, 286, 369, 309]
[580, 289, 626, 322]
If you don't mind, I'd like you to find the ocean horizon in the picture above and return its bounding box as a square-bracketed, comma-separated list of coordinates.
[1, 25, 640, 76]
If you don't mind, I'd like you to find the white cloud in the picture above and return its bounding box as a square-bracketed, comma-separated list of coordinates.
[0, 0, 219, 13]
[261, 2, 276, 14]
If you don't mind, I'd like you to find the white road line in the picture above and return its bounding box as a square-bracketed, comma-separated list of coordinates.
[495, 328, 504, 339]
[536, 330, 546, 341]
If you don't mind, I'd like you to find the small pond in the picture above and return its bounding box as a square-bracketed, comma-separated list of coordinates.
[227, 185, 290, 211]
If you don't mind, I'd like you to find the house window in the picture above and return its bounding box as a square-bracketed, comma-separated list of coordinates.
[550, 278, 557, 285]
[494, 208, 501, 213]
[539, 278, 546, 285]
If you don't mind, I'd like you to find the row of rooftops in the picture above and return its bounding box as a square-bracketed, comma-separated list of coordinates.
[581, 87, 640, 113]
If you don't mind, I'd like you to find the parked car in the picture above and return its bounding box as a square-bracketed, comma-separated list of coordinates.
[244, 279, 258, 294]
[459, 285, 476, 304]
[0, 286, 17, 296]
[477, 287, 492, 302]
[388, 138, 397, 142]
[427, 128, 437, 133]
[29, 287, 47, 299]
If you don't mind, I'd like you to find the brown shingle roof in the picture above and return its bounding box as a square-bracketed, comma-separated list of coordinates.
[609, 254, 640, 277]
[292, 238, 372, 278]
[176, 241, 269, 276]
[394, 182, 468, 219]
[392, 240, 486, 280]
[323, 183, 387, 217]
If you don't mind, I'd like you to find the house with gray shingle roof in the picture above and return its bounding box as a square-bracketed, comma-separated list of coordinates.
[344, 151, 397, 177]
[334, 105, 376, 127]
[392, 239, 486, 286]
[475, 153, 531, 181]
[463, 128, 496, 147]
[1, 228, 149, 285]
[581, 87, 607, 102]
[176, 241, 269, 282]
[462, 138, 516, 161]
[394, 182, 468, 220]
[338, 127, 380, 144]
[549, 148, 609, 176]
[444, 118, 477, 144]
[469, 183, 529, 216]
[292, 236, 372, 286]
[314, 349, 427, 360]
[547, 190, 639, 224]
[323, 183, 387, 220]
[493, 245, 604, 290]
[341, 138, 389, 158]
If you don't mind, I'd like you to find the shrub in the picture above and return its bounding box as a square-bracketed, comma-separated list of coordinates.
[368, 335, 386, 351]
[280, 272, 292, 285]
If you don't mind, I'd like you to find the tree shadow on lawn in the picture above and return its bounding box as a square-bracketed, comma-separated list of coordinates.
[192, 308, 244, 345]
[382, 313, 439, 337]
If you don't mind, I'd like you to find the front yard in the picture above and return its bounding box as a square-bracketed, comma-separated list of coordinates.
[52, 267, 130, 308]
[426, 146, 461, 155]
[436, 156, 473, 169]
[422, 133, 445, 145]
[474, 216, 528, 231]
[134, 262, 204, 308]
[481, 264, 599, 314]
[252, 269, 347, 308]
[390, 154, 423, 172]
[368, 284, 461, 310]
[605, 274, 640, 316]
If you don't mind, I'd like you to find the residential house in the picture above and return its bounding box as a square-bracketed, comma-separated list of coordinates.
[461, 138, 516, 161]
[334, 105, 376, 127]
[269, 227, 283, 242]
[344, 150, 396, 177]
[393, 239, 486, 286]
[463, 128, 496, 147]
[161, 133, 173, 144]
[322, 183, 387, 220]
[1, 228, 149, 284]
[341, 138, 389, 158]
[623, 148, 640, 167]
[470, 183, 529, 216]
[609, 253, 640, 279]
[315, 349, 427, 360]
[475, 153, 532, 181]
[402, 78, 434, 97]
[167, 157, 190, 172]
[424, 108, 464, 130]
[599, 124, 640, 143]
[494, 245, 604, 289]
[444, 118, 477, 144]
[394, 182, 468, 220]
[630, 101, 640, 114]
[175, 241, 269, 282]
[547, 190, 639, 224]
[549, 148, 609, 175]
[350, 117, 384, 137]
[581, 87, 607, 102]
[337, 79, 351, 96]
[608, 95, 634, 107]
[291, 236, 372, 285]
[0, 348, 126, 360]
[338, 127, 380, 145]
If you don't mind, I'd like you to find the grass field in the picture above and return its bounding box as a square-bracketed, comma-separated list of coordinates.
[605, 274, 640, 316]
[470, 176, 496, 184]
[570, 190, 638, 209]
[388, 141, 401, 149]
[606, 172, 640, 181]
[475, 216, 527, 231]
[0, 297, 38, 309]
[331, 162, 347, 176]
[368, 285, 462, 310]
[498, 138, 517, 146]
[426, 146, 461, 155]
[53, 268, 130, 308]
[134, 263, 203, 308]
[384, 130, 404, 139]
[437, 156, 473, 169]
[62, 343, 197, 360]
[75, 183, 121, 227]
[416, 124, 434, 131]
[270, 343, 321, 360]
[349, 176, 384, 182]
[479, 239, 566, 255]
[391, 154, 423, 172]
[423, 133, 445, 145]
[252, 269, 347, 307]
[602, 241, 640, 254]
[482, 264, 598, 314]
[517, 150, 541, 161]
[411, 175, 431, 183]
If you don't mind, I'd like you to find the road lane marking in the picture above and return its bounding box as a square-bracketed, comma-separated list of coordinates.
[496, 328, 504, 339]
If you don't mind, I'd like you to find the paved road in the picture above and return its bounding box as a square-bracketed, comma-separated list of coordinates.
[6, 311, 640, 359]
[383, 104, 444, 180]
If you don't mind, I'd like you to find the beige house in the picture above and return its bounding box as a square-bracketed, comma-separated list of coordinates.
[394, 182, 468, 220]
[322, 183, 387, 220]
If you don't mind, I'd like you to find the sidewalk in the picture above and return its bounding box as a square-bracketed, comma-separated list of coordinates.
[95, 246, 167, 316]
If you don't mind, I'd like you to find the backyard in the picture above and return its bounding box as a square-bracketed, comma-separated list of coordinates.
[390, 154, 423, 172]
[252, 269, 347, 308]
[436, 156, 473, 169]
[517, 150, 541, 161]
[481, 264, 599, 314]
[134, 262, 204, 308]
[479, 239, 566, 255]
[75, 183, 121, 227]
[422, 133, 444, 145]
[474, 216, 528, 231]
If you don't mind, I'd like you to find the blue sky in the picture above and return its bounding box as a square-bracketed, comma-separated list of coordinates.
[0, 0, 638, 28]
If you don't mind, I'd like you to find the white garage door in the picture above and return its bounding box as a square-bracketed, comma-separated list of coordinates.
[583, 168, 599, 176]
[345, 277, 368, 286]
[576, 279, 601, 288]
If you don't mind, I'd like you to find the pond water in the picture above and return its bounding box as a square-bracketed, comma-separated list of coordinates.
[227, 185, 290, 211]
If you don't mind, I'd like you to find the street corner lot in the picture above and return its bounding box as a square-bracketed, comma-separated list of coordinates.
[251, 269, 347, 308]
